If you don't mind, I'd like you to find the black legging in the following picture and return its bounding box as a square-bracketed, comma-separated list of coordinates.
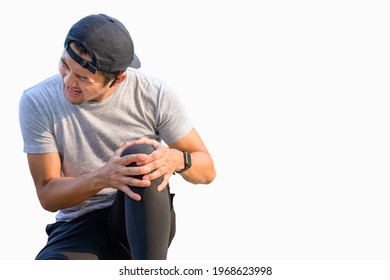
[109, 144, 176, 259]
[35, 144, 175, 260]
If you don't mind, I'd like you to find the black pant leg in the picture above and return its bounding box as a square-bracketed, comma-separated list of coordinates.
[109, 144, 176, 260]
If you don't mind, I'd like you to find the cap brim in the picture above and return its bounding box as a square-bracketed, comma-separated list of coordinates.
[130, 54, 141, 69]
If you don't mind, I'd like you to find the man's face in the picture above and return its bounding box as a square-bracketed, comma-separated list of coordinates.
[58, 42, 114, 104]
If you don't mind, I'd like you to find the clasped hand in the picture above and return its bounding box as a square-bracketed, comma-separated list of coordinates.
[102, 138, 177, 201]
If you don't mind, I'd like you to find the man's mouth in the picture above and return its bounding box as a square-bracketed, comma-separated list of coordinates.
[67, 87, 82, 97]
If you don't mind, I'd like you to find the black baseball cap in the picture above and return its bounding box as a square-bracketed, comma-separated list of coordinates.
[64, 14, 141, 74]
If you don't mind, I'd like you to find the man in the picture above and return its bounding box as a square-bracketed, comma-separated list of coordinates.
[19, 14, 216, 260]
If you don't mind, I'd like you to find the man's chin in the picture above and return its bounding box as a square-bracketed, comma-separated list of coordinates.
[64, 92, 84, 105]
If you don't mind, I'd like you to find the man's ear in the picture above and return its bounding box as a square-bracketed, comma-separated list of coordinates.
[109, 73, 126, 88]
[116, 73, 127, 83]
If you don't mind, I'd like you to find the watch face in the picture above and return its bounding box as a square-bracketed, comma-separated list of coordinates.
[178, 151, 191, 173]
[184, 151, 192, 168]
[184, 152, 192, 169]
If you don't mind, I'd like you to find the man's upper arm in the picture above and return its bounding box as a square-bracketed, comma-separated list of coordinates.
[168, 128, 210, 154]
[27, 152, 62, 191]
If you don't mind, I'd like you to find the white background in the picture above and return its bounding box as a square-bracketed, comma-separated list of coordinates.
[1, 0, 390, 263]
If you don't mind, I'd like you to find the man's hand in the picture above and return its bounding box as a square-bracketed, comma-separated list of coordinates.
[99, 142, 153, 201]
[125, 137, 182, 192]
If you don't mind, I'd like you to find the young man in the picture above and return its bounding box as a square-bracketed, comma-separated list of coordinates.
[19, 14, 216, 260]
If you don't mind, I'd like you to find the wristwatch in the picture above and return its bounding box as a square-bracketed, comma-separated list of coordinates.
[177, 151, 192, 173]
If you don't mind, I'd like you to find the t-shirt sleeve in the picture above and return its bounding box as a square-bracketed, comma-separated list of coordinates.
[19, 91, 59, 154]
[157, 83, 193, 145]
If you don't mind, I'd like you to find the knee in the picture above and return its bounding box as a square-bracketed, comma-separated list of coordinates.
[121, 144, 155, 157]
[121, 144, 156, 181]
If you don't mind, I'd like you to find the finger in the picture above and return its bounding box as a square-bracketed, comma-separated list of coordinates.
[142, 167, 164, 181]
[132, 137, 160, 149]
[125, 165, 151, 177]
[121, 154, 149, 166]
[114, 142, 152, 160]
[125, 176, 151, 188]
[119, 185, 141, 201]
[136, 149, 162, 166]
[156, 174, 171, 192]
[114, 141, 132, 157]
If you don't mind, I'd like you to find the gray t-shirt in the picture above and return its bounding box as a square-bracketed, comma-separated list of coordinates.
[19, 68, 192, 222]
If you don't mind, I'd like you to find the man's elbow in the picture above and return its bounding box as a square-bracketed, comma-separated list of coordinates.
[38, 197, 59, 213]
[186, 168, 216, 185]
[205, 169, 216, 184]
